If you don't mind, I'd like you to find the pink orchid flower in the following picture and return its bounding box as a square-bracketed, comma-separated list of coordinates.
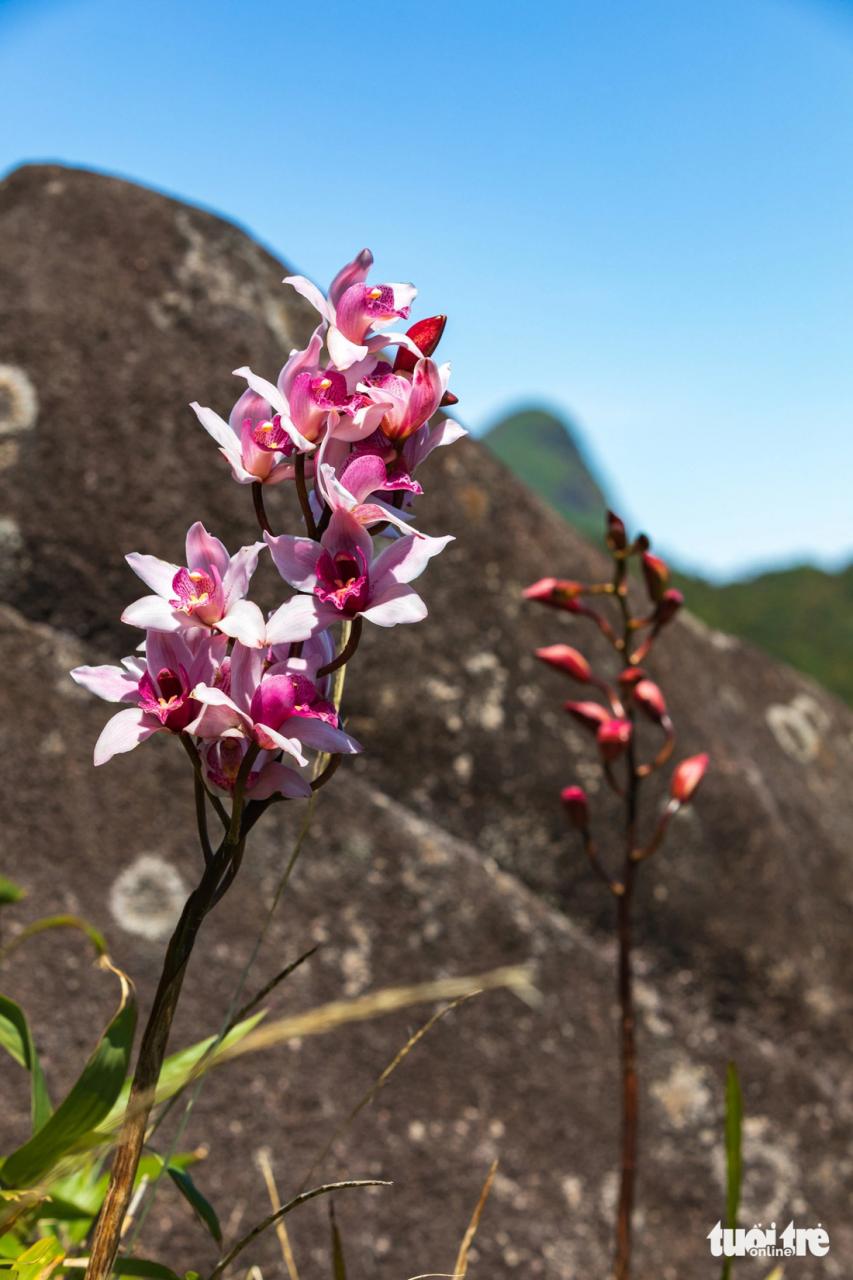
[344, 417, 468, 506]
[190, 642, 361, 761]
[70, 629, 226, 766]
[122, 522, 268, 648]
[284, 249, 418, 371]
[314, 449, 416, 533]
[191, 385, 310, 485]
[203, 737, 311, 801]
[263, 509, 452, 642]
[355, 357, 451, 443]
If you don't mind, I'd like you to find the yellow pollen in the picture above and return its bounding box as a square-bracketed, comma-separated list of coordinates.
[368, 287, 382, 300]
[158, 695, 178, 708]
[319, 378, 332, 390]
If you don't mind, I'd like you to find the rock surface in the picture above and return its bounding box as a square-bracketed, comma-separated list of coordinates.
[1, 164, 851, 1278]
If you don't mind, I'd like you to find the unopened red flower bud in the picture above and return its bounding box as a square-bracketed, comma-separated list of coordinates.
[670, 753, 709, 804]
[523, 577, 584, 607]
[561, 785, 589, 829]
[393, 314, 447, 371]
[564, 700, 610, 732]
[535, 644, 591, 683]
[618, 667, 647, 689]
[606, 509, 628, 551]
[597, 717, 633, 760]
[642, 552, 670, 603]
[633, 678, 667, 722]
[655, 588, 683, 627]
[440, 390, 459, 406]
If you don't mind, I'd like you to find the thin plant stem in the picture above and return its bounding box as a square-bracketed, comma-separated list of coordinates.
[317, 616, 362, 678]
[252, 482, 272, 536]
[613, 568, 640, 1280]
[294, 454, 317, 539]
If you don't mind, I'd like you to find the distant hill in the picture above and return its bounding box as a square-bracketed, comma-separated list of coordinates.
[483, 407, 853, 704]
[483, 408, 608, 543]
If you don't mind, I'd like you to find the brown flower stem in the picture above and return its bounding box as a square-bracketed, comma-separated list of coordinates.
[84, 759, 254, 1280]
[294, 454, 317, 540]
[316, 616, 362, 678]
[613, 574, 640, 1280]
[252, 481, 273, 536]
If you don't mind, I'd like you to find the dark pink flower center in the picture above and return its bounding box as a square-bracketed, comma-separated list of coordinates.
[363, 285, 408, 321]
[314, 547, 370, 615]
[170, 566, 217, 614]
[250, 414, 295, 456]
[138, 666, 193, 730]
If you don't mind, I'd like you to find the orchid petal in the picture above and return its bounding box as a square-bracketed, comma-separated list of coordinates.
[282, 274, 335, 325]
[361, 584, 427, 627]
[264, 533, 323, 591]
[190, 402, 241, 458]
[121, 595, 183, 631]
[249, 762, 313, 800]
[94, 707, 159, 766]
[70, 664, 140, 704]
[371, 532, 454, 590]
[216, 599, 267, 648]
[185, 522, 230, 578]
[125, 552, 182, 598]
[289, 717, 361, 755]
[221, 540, 266, 609]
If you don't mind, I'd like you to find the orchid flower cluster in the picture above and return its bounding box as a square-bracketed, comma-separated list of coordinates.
[70, 250, 464, 1280]
[526, 509, 708, 1280]
[71, 249, 464, 809]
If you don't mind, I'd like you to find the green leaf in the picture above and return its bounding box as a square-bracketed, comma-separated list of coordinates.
[6, 1238, 64, 1280]
[0, 877, 24, 906]
[722, 1060, 743, 1280]
[166, 1166, 221, 1245]
[112, 1260, 182, 1280]
[0, 961, 136, 1188]
[0, 996, 52, 1134]
[98, 1012, 265, 1133]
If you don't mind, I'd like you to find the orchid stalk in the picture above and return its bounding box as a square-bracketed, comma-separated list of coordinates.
[526, 513, 709, 1280]
[74, 249, 464, 1280]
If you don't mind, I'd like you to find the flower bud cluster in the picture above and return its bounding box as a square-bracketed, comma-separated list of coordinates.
[526, 508, 708, 871]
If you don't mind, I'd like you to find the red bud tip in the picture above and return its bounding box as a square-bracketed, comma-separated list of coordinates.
[393, 314, 448, 371]
[606, 510, 628, 551]
[670, 753, 709, 804]
[655, 588, 684, 627]
[618, 667, 647, 688]
[561, 785, 589, 829]
[642, 552, 670, 603]
[564, 700, 611, 732]
[596, 717, 633, 760]
[633, 678, 667, 722]
[439, 390, 459, 406]
[535, 644, 591, 683]
[523, 577, 584, 607]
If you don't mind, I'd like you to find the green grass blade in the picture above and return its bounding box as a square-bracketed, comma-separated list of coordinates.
[0, 995, 52, 1133]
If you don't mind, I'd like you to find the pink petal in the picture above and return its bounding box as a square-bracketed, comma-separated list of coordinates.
[121, 595, 182, 631]
[221, 541, 266, 609]
[338, 453, 388, 505]
[185, 522, 230, 578]
[361, 584, 427, 627]
[249, 761, 313, 801]
[327, 326, 369, 371]
[277, 324, 325, 400]
[289, 717, 361, 755]
[125, 552, 182, 598]
[282, 274, 335, 325]
[265, 595, 338, 646]
[94, 707, 159, 766]
[217, 599, 267, 648]
[229, 641, 265, 712]
[265, 533, 323, 591]
[328, 249, 373, 307]
[70, 663, 140, 704]
[370, 532, 454, 590]
[191, 402, 241, 458]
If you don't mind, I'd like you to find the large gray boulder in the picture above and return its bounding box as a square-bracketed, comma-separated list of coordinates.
[0, 164, 850, 1278]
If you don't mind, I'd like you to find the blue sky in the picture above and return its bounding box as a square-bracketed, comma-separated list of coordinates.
[2, 0, 851, 579]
